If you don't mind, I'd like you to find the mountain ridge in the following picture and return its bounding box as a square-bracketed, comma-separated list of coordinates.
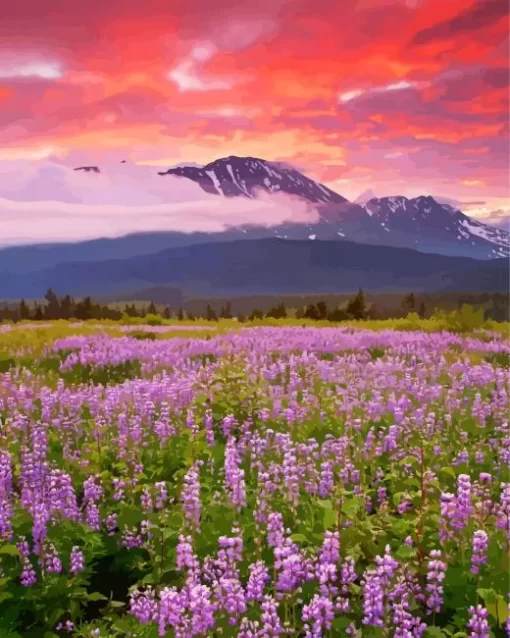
[156, 155, 508, 260]
[0, 238, 506, 299]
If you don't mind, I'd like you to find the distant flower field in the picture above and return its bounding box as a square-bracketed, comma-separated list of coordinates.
[0, 324, 508, 637]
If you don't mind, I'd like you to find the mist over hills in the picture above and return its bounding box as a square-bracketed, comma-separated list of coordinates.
[0, 155, 508, 299]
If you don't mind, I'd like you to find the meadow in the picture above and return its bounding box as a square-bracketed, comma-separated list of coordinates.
[0, 319, 508, 637]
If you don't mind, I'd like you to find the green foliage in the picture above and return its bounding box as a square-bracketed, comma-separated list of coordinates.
[438, 304, 486, 334]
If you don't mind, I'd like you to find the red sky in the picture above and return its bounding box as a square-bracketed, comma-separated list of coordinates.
[0, 0, 509, 225]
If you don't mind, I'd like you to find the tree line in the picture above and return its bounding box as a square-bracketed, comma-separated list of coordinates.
[0, 289, 433, 324]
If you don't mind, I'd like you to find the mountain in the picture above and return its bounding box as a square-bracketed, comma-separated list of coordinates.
[1, 156, 507, 276]
[362, 196, 509, 259]
[0, 239, 506, 299]
[158, 155, 347, 204]
[156, 156, 508, 260]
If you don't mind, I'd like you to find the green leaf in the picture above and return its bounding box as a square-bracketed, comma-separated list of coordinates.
[0, 592, 13, 604]
[0, 545, 18, 557]
[439, 467, 456, 480]
[341, 496, 365, 519]
[424, 628, 447, 637]
[289, 534, 308, 543]
[87, 592, 108, 602]
[109, 600, 126, 608]
[476, 588, 497, 605]
[396, 545, 416, 560]
[476, 589, 508, 625]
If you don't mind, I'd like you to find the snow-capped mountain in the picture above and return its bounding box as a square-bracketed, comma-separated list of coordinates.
[158, 155, 347, 204]
[70, 155, 508, 260]
[363, 196, 509, 259]
[156, 156, 509, 259]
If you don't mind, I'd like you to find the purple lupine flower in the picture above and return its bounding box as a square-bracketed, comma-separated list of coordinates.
[362, 568, 384, 627]
[70, 546, 84, 575]
[214, 575, 247, 625]
[44, 543, 62, 574]
[260, 596, 283, 637]
[47, 469, 80, 522]
[224, 437, 247, 511]
[85, 501, 101, 531]
[467, 605, 490, 638]
[451, 474, 472, 531]
[158, 587, 186, 636]
[246, 560, 270, 602]
[362, 546, 399, 627]
[204, 410, 215, 447]
[302, 594, 335, 638]
[425, 550, 446, 614]
[318, 461, 334, 498]
[83, 475, 104, 502]
[105, 512, 118, 535]
[186, 582, 216, 635]
[17, 540, 37, 587]
[112, 478, 126, 501]
[141, 487, 153, 512]
[471, 530, 489, 575]
[316, 530, 340, 596]
[121, 527, 144, 549]
[154, 481, 168, 510]
[267, 511, 285, 548]
[129, 587, 158, 624]
[176, 534, 200, 583]
[181, 461, 202, 531]
[0, 451, 13, 541]
[496, 483, 510, 540]
[238, 617, 260, 637]
[439, 492, 456, 544]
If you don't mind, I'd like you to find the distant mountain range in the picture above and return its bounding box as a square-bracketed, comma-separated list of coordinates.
[0, 155, 508, 299]
[155, 156, 508, 260]
[0, 238, 507, 299]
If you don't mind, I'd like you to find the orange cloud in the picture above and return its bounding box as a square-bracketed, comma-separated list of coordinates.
[0, 0, 507, 209]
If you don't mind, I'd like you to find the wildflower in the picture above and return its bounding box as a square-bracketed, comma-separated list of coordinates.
[471, 530, 488, 575]
[467, 605, 490, 638]
[425, 550, 446, 614]
[70, 546, 85, 575]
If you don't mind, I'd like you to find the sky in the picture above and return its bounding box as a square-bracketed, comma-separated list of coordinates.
[0, 0, 509, 243]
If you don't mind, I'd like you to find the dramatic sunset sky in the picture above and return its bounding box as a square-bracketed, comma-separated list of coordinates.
[0, 0, 508, 242]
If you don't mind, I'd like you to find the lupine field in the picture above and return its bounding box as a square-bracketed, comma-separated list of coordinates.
[0, 323, 509, 637]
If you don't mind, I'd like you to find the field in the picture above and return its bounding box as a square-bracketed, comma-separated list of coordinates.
[0, 321, 509, 637]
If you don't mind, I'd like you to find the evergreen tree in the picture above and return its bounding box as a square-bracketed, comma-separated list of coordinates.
[304, 304, 320, 320]
[327, 307, 349, 322]
[418, 301, 426, 319]
[267, 302, 287, 319]
[75, 297, 93, 320]
[316, 301, 328, 320]
[60, 295, 74, 319]
[34, 304, 43, 320]
[346, 289, 366, 320]
[177, 308, 184, 321]
[206, 304, 218, 321]
[296, 306, 306, 320]
[220, 301, 232, 319]
[163, 306, 171, 320]
[249, 309, 264, 321]
[402, 292, 416, 314]
[19, 299, 30, 320]
[147, 301, 157, 315]
[44, 288, 60, 319]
